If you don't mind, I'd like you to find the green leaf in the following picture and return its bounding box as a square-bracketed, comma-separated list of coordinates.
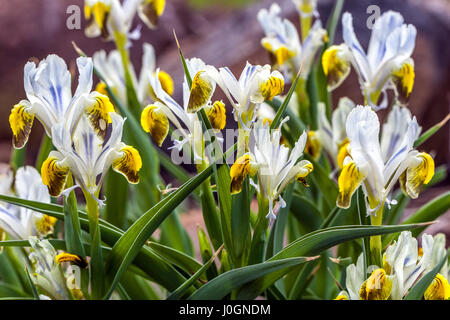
[103, 161, 220, 299]
[404, 249, 450, 300]
[236, 223, 429, 299]
[384, 191, 450, 246]
[188, 257, 316, 300]
[0, 194, 191, 293]
[230, 178, 251, 265]
[104, 171, 129, 229]
[159, 212, 194, 256]
[414, 114, 450, 148]
[35, 134, 53, 172]
[305, 155, 338, 208]
[167, 245, 223, 300]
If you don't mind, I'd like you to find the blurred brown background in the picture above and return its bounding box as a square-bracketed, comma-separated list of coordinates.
[0, 0, 449, 237]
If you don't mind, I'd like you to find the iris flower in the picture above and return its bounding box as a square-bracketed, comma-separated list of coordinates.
[84, 0, 165, 41]
[230, 120, 313, 220]
[323, 11, 417, 109]
[9, 55, 102, 149]
[41, 113, 142, 205]
[336, 105, 432, 212]
[0, 167, 55, 239]
[257, 3, 326, 81]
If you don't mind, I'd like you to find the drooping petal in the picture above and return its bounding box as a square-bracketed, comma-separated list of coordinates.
[391, 59, 415, 105]
[322, 44, 352, 90]
[187, 71, 216, 113]
[230, 154, 258, 194]
[141, 103, 169, 147]
[399, 152, 435, 199]
[41, 152, 70, 197]
[205, 100, 226, 130]
[359, 269, 392, 300]
[55, 252, 88, 269]
[138, 0, 165, 29]
[9, 101, 35, 149]
[84, 92, 115, 140]
[111, 145, 142, 184]
[424, 274, 450, 300]
[337, 160, 367, 209]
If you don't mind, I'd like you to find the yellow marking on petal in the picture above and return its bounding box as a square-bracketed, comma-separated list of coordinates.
[230, 155, 258, 194]
[337, 138, 350, 169]
[112, 145, 142, 184]
[274, 47, 295, 66]
[95, 81, 109, 97]
[85, 94, 115, 140]
[187, 71, 214, 113]
[418, 247, 423, 258]
[205, 101, 226, 130]
[41, 157, 70, 197]
[139, 0, 166, 29]
[382, 253, 392, 275]
[158, 70, 174, 95]
[9, 103, 34, 149]
[392, 62, 415, 105]
[260, 75, 284, 101]
[35, 215, 57, 237]
[296, 161, 313, 187]
[85, 1, 111, 38]
[337, 161, 365, 209]
[424, 274, 450, 300]
[400, 152, 435, 199]
[334, 294, 348, 300]
[359, 269, 392, 300]
[322, 46, 350, 91]
[304, 131, 322, 160]
[141, 104, 169, 147]
[55, 252, 88, 269]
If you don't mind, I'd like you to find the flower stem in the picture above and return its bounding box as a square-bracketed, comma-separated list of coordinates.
[82, 189, 105, 299]
[369, 202, 384, 267]
[248, 195, 269, 265]
[300, 15, 312, 42]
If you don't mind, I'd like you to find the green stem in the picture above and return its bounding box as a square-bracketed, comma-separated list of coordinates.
[248, 195, 269, 265]
[10, 147, 26, 171]
[114, 32, 141, 119]
[369, 202, 384, 267]
[82, 189, 105, 299]
[300, 15, 312, 42]
[296, 78, 310, 127]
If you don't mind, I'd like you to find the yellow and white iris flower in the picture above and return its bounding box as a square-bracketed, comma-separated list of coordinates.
[93, 42, 173, 107]
[336, 105, 432, 213]
[230, 120, 313, 221]
[317, 97, 354, 168]
[323, 11, 417, 109]
[0, 167, 55, 240]
[257, 3, 326, 81]
[9, 55, 100, 149]
[211, 62, 284, 131]
[28, 237, 86, 300]
[84, 0, 165, 41]
[141, 58, 224, 163]
[41, 113, 141, 205]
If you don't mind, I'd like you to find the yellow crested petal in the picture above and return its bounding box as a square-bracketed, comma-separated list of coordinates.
[205, 100, 226, 131]
[55, 252, 88, 269]
[359, 269, 392, 300]
[138, 0, 166, 29]
[35, 215, 57, 237]
[158, 70, 174, 95]
[85, 1, 111, 38]
[95, 81, 109, 97]
[274, 47, 295, 66]
[187, 71, 215, 113]
[141, 104, 169, 147]
[85, 93, 115, 140]
[112, 145, 142, 184]
[400, 152, 435, 199]
[296, 161, 314, 187]
[337, 160, 365, 209]
[391, 61, 415, 105]
[304, 131, 322, 160]
[334, 293, 349, 300]
[322, 45, 351, 91]
[337, 138, 350, 169]
[260, 74, 284, 101]
[424, 274, 450, 300]
[230, 155, 258, 194]
[9, 103, 34, 149]
[41, 157, 70, 197]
